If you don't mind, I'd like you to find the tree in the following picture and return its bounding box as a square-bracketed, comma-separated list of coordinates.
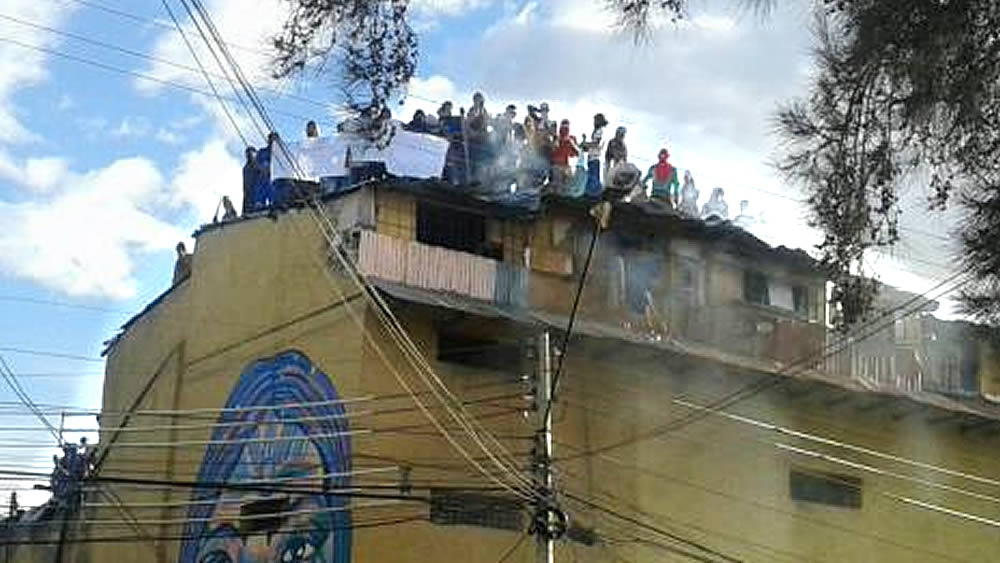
[774, 2, 1000, 327]
[272, 1, 418, 143]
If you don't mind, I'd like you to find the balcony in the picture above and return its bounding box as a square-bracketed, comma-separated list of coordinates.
[356, 230, 525, 306]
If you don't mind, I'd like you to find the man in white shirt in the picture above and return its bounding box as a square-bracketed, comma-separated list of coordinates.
[584, 113, 608, 196]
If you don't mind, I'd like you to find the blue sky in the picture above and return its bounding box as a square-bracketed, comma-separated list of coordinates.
[0, 0, 962, 507]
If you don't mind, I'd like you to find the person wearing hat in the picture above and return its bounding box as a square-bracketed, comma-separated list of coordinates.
[583, 113, 608, 195]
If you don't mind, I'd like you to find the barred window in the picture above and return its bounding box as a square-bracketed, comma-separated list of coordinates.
[789, 470, 861, 509]
[429, 489, 523, 531]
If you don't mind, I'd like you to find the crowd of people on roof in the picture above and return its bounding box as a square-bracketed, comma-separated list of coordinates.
[400, 92, 737, 221]
[236, 92, 743, 223]
[49, 438, 92, 506]
[240, 125, 325, 215]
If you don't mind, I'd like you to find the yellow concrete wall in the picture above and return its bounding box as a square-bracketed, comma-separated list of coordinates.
[19, 200, 998, 563]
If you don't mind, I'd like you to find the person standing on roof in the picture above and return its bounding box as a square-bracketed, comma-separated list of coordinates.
[604, 126, 628, 183]
[305, 120, 320, 138]
[644, 148, 680, 207]
[255, 132, 279, 208]
[242, 146, 260, 214]
[550, 119, 579, 191]
[582, 113, 608, 196]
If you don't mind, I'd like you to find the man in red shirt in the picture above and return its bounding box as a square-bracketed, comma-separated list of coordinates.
[550, 119, 579, 191]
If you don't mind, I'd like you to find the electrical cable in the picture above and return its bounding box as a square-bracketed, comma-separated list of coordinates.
[553, 393, 1000, 518]
[543, 209, 601, 425]
[158, 0, 248, 146]
[495, 532, 528, 563]
[561, 491, 742, 563]
[0, 514, 428, 546]
[555, 441, 976, 563]
[0, 356, 61, 444]
[559, 269, 972, 462]
[0, 346, 102, 363]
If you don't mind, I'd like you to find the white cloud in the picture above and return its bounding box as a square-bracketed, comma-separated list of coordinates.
[139, 0, 285, 96]
[111, 116, 152, 138]
[155, 128, 185, 145]
[22, 157, 71, 193]
[170, 138, 243, 220]
[0, 1, 72, 144]
[411, 0, 494, 17]
[0, 158, 184, 300]
[0, 152, 70, 194]
[56, 94, 75, 111]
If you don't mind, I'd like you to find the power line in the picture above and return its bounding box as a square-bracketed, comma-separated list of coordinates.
[558, 449, 974, 563]
[0, 356, 61, 444]
[157, 0, 248, 146]
[495, 532, 528, 563]
[562, 492, 742, 563]
[544, 203, 604, 424]
[0, 346, 102, 363]
[0, 514, 427, 546]
[559, 269, 972, 462]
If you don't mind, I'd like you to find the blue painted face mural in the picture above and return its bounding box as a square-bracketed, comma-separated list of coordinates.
[179, 351, 353, 563]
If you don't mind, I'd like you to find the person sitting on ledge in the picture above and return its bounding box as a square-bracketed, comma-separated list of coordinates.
[173, 242, 192, 285]
[701, 187, 730, 221]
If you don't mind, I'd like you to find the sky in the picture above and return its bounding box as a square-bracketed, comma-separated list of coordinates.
[0, 0, 965, 509]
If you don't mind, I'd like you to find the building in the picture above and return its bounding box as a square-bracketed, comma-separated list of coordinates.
[7, 176, 1000, 563]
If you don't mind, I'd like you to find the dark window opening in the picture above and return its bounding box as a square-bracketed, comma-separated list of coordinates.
[240, 497, 288, 534]
[793, 285, 810, 316]
[437, 329, 521, 373]
[416, 202, 501, 259]
[429, 489, 523, 531]
[744, 270, 770, 306]
[674, 256, 702, 305]
[789, 470, 861, 508]
[566, 524, 597, 546]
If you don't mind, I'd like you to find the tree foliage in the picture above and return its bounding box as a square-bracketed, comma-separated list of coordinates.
[774, 1, 1000, 327]
[272, 1, 418, 142]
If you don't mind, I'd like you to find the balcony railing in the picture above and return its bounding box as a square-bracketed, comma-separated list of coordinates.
[358, 230, 530, 305]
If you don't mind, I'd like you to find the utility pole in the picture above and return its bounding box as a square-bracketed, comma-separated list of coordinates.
[534, 331, 554, 563]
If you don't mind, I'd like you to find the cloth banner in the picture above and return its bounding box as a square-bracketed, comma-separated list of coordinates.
[271, 129, 449, 181]
[271, 136, 348, 181]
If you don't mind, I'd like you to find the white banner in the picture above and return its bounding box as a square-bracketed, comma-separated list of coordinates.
[271, 129, 449, 181]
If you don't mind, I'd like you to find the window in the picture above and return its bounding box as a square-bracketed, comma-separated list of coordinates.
[789, 470, 861, 508]
[416, 202, 501, 259]
[744, 270, 770, 306]
[240, 497, 288, 534]
[675, 256, 702, 305]
[793, 285, 810, 316]
[429, 489, 523, 530]
[437, 329, 521, 373]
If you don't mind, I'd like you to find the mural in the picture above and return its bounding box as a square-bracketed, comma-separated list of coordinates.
[179, 351, 353, 563]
